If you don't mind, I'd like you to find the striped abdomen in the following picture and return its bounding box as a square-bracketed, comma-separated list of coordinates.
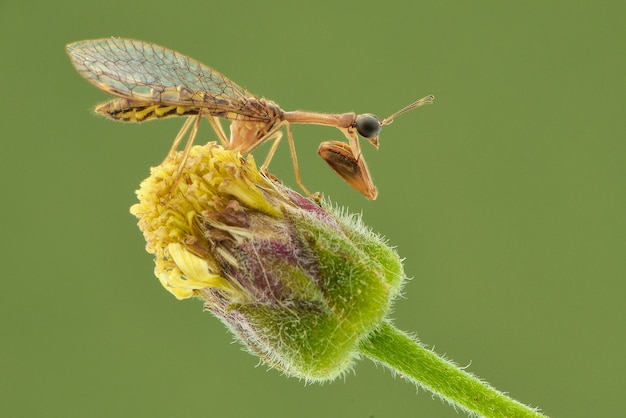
[96, 98, 199, 122]
[96, 97, 282, 123]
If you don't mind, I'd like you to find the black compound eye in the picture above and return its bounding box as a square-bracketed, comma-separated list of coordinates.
[356, 114, 381, 139]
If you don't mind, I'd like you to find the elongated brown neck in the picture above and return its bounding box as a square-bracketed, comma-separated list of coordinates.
[282, 111, 356, 129]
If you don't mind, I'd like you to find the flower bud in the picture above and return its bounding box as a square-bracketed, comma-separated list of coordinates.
[131, 143, 405, 381]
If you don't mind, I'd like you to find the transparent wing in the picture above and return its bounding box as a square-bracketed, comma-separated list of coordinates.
[67, 38, 259, 113]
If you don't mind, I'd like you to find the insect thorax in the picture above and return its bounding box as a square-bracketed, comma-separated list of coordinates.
[228, 100, 284, 155]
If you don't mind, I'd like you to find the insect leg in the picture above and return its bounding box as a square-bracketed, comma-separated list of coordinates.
[318, 141, 378, 200]
[165, 115, 196, 162]
[170, 114, 202, 190]
[229, 120, 314, 198]
[261, 129, 283, 170]
[342, 129, 364, 166]
[205, 115, 229, 147]
[285, 122, 313, 198]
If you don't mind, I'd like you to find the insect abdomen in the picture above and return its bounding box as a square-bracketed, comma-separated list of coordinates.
[96, 98, 199, 122]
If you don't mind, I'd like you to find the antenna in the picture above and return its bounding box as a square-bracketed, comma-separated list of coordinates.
[381, 95, 435, 126]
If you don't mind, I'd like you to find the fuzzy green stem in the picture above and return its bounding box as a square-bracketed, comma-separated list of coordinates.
[359, 322, 547, 418]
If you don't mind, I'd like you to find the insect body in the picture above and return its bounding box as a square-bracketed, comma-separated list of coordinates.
[67, 38, 433, 199]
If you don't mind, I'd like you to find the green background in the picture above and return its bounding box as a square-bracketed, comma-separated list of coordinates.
[1, 1, 624, 417]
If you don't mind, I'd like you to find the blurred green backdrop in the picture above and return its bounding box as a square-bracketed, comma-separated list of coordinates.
[1, 1, 624, 417]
